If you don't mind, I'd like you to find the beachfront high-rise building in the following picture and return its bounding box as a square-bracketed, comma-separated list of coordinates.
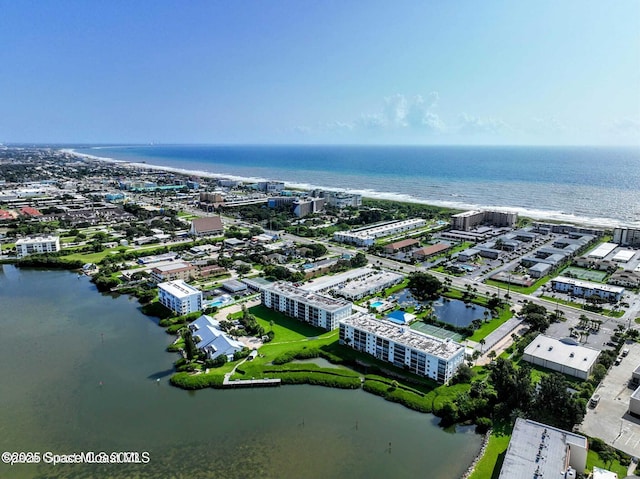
[451, 210, 517, 231]
[339, 312, 465, 384]
[158, 280, 203, 315]
[613, 227, 640, 247]
[261, 281, 352, 331]
[15, 235, 61, 258]
[292, 197, 325, 218]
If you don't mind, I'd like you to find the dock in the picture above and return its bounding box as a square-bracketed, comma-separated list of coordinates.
[222, 374, 281, 388]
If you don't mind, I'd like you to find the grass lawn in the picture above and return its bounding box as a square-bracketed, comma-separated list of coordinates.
[469, 420, 513, 479]
[485, 277, 551, 295]
[60, 249, 119, 263]
[586, 450, 628, 477]
[540, 295, 624, 318]
[467, 307, 513, 342]
[383, 279, 410, 296]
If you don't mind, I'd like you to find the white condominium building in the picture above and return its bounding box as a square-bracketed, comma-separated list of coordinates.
[339, 312, 465, 384]
[333, 218, 427, 247]
[15, 235, 61, 258]
[550, 276, 625, 301]
[158, 280, 203, 315]
[261, 281, 353, 331]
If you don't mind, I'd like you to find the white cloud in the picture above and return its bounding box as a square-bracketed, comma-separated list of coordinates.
[530, 116, 568, 134]
[608, 117, 640, 136]
[456, 113, 510, 135]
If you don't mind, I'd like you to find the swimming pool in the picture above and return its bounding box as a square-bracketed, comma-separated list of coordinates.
[370, 301, 384, 308]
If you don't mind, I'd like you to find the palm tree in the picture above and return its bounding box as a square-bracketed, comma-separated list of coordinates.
[479, 338, 486, 353]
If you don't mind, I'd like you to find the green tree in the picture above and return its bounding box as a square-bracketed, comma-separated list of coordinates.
[183, 330, 199, 361]
[407, 272, 442, 301]
[531, 373, 584, 430]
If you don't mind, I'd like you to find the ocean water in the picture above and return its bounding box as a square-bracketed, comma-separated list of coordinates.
[72, 145, 640, 227]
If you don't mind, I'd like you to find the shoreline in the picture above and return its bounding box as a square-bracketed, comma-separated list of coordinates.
[61, 147, 629, 229]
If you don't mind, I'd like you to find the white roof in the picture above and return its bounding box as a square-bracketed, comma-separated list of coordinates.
[613, 250, 635, 262]
[523, 334, 600, 373]
[158, 280, 201, 298]
[593, 466, 619, 479]
[340, 312, 463, 360]
[552, 276, 625, 294]
[16, 235, 59, 244]
[587, 242, 617, 259]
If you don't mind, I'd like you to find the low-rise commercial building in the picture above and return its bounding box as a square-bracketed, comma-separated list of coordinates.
[384, 238, 419, 254]
[190, 216, 224, 237]
[522, 335, 600, 380]
[339, 312, 464, 383]
[412, 243, 450, 260]
[158, 280, 203, 315]
[15, 235, 61, 258]
[262, 281, 353, 331]
[498, 418, 588, 479]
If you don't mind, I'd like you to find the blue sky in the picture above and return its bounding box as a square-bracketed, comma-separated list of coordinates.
[0, 1, 638, 145]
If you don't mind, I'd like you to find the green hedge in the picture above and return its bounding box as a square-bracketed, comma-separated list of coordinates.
[272, 347, 345, 366]
[362, 377, 432, 413]
[272, 371, 360, 389]
[170, 372, 224, 389]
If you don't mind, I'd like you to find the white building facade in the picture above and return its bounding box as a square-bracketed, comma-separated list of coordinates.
[339, 313, 464, 384]
[158, 280, 203, 315]
[15, 235, 61, 258]
[550, 276, 625, 302]
[333, 219, 427, 247]
[261, 282, 352, 331]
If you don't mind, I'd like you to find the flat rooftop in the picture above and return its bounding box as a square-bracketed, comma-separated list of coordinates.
[340, 218, 426, 240]
[523, 334, 600, 373]
[153, 262, 194, 273]
[300, 267, 373, 293]
[266, 282, 351, 312]
[16, 235, 59, 244]
[498, 418, 587, 479]
[340, 312, 464, 360]
[552, 276, 625, 294]
[158, 280, 201, 298]
[587, 242, 618, 259]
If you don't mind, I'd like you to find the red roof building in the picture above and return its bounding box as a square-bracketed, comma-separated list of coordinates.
[19, 207, 42, 217]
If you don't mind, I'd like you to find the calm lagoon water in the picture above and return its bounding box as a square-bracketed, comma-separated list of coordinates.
[0, 266, 481, 479]
[394, 289, 490, 327]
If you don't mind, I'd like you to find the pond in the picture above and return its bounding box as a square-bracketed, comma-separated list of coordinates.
[393, 289, 490, 328]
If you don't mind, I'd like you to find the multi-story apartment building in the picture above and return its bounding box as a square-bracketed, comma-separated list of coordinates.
[333, 218, 427, 247]
[339, 312, 465, 384]
[158, 280, 203, 315]
[261, 281, 352, 331]
[150, 262, 198, 284]
[451, 210, 517, 231]
[550, 276, 625, 302]
[292, 197, 325, 218]
[15, 235, 61, 258]
[613, 227, 640, 247]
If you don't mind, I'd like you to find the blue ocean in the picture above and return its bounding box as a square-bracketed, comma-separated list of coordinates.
[72, 145, 640, 227]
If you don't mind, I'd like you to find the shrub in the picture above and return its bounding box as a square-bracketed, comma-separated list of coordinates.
[170, 372, 224, 389]
[475, 417, 493, 434]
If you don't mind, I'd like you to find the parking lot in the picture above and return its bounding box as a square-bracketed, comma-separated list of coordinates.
[580, 341, 640, 458]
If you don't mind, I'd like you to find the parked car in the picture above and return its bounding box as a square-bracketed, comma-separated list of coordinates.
[589, 394, 601, 408]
